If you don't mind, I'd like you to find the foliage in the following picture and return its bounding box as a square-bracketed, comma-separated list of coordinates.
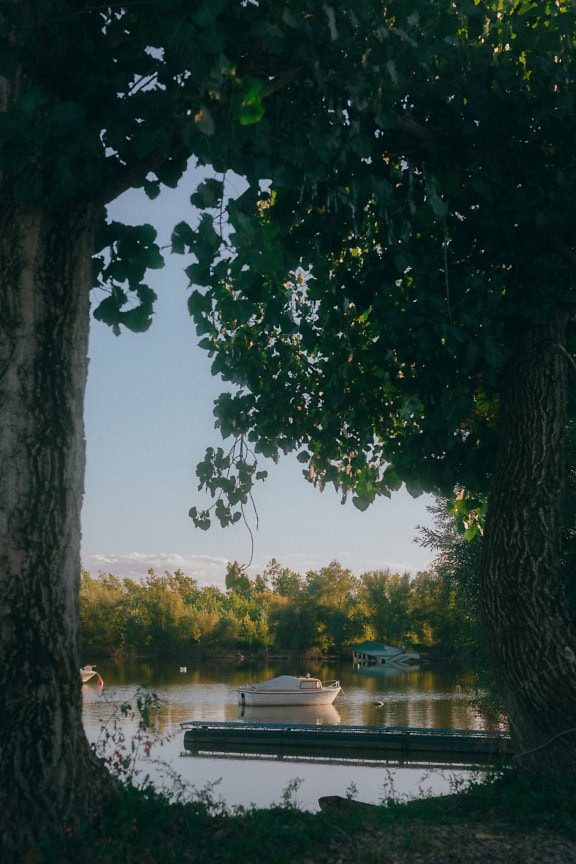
[93, 688, 163, 789]
[418, 498, 485, 661]
[420, 489, 576, 660]
[174, 0, 576, 765]
[1, 0, 347, 329]
[185, 0, 576, 523]
[27, 767, 576, 862]
[80, 559, 480, 658]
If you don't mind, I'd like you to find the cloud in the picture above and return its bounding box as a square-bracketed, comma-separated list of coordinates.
[82, 548, 426, 590]
[81, 551, 231, 588]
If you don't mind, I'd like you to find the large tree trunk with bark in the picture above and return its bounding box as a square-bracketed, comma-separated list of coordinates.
[0, 203, 117, 855]
[480, 313, 576, 771]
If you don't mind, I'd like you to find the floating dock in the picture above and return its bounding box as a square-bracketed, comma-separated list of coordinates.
[181, 721, 512, 764]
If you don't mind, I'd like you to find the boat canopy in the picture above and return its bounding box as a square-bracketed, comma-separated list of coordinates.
[246, 675, 322, 691]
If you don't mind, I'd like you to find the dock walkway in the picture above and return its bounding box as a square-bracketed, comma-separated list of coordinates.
[181, 721, 512, 764]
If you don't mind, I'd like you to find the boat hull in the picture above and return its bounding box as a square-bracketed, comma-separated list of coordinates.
[237, 675, 341, 706]
[237, 687, 340, 707]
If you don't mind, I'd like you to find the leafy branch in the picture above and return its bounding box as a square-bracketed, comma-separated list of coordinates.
[189, 435, 268, 567]
[92, 217, 164, 334]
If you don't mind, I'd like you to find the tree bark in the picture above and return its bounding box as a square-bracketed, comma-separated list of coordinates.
[480, 313, 576, 771]
[0, 203, 117, 855]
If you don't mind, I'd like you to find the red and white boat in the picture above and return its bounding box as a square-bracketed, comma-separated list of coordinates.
[80, 665, 103, 687]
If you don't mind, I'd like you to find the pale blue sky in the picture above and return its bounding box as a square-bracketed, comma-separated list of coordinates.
[81, 165, 435, 588]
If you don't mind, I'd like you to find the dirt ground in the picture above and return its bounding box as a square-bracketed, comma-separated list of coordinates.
[326, 821, 576, 863]
[316, 796, 576, 863]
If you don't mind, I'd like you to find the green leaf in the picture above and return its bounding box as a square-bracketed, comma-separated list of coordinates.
[155, 156, 188, 188]
[143, 178, 161, 200]
[188, 507, 211, 530]
[118, 303, 154, 333]
[171, 221, 196, 254]
[195, 213, 222, 255]
[235, 77, 267, 126]
[238, 100, 265, 126]
[185, 261, 213, 287]
[194, 106, 215, 136]
[190, 178, 225, 209]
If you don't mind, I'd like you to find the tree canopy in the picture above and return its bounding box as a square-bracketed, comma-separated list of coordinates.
[185, 0, 576, 523]
[181, 0, 576, 772]
[80, 559, 473, 657]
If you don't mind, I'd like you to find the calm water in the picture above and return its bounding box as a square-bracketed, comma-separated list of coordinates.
[82, 659, 498, 812]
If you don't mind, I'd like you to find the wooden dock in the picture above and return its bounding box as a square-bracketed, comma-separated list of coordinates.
[181, 721, 512, 764]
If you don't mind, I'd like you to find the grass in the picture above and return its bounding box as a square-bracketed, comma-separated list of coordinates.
[26, 767, 576, 863]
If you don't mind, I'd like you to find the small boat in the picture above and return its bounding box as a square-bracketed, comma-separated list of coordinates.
[237, 674, 341, 707]
[80, 665, 103, 687]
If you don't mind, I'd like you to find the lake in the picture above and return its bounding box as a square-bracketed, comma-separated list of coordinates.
[82, 658, 500, 812]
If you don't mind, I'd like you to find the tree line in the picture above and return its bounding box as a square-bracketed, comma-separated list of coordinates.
[82, 484, 576, 665]
[80, 554, 481, 661]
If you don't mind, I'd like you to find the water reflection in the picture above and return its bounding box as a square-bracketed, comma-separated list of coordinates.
[81, 659, 497, 810]
[82, 659, 493, 732]
[237, 704, 342, 725]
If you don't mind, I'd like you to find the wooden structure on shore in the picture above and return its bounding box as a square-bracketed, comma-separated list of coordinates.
[181, 721, 511, 765]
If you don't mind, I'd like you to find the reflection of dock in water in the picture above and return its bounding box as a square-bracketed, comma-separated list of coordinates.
[181, 721, 512, 765]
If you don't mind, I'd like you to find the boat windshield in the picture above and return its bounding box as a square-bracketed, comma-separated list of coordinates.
[299, 679, 321, 689]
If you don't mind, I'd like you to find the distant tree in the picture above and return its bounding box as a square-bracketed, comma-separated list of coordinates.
[384, 573, 414, 645]
[418, 498, 485, 660]
[303, 562, 361, 649]
[225, 560, 252, 598]
[134, 571, 191, 654]
[270, 601, 321, 652]
[406, 572, 444, 649]
[194, 612, 220, 648]
[357, 570, 395, 642]
[305, 561, 358, 610]
[79, 571, 126, 650]
[263, 558, 303, 600]
[253, 572, 270, 595]
[357, 570, 415, 645]
[165, 570, 200, 607]
[197, 586, 227, 616]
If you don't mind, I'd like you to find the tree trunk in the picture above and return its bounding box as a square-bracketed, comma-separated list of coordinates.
[0, 203, 117, 855]
[480, 313, 576, 771]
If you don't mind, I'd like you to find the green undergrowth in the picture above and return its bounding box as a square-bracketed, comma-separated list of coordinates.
[30, 768, 576, 864]
[406, 768, 576, 837]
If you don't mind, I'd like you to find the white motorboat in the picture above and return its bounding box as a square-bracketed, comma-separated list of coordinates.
[237, 674, 341, 707]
